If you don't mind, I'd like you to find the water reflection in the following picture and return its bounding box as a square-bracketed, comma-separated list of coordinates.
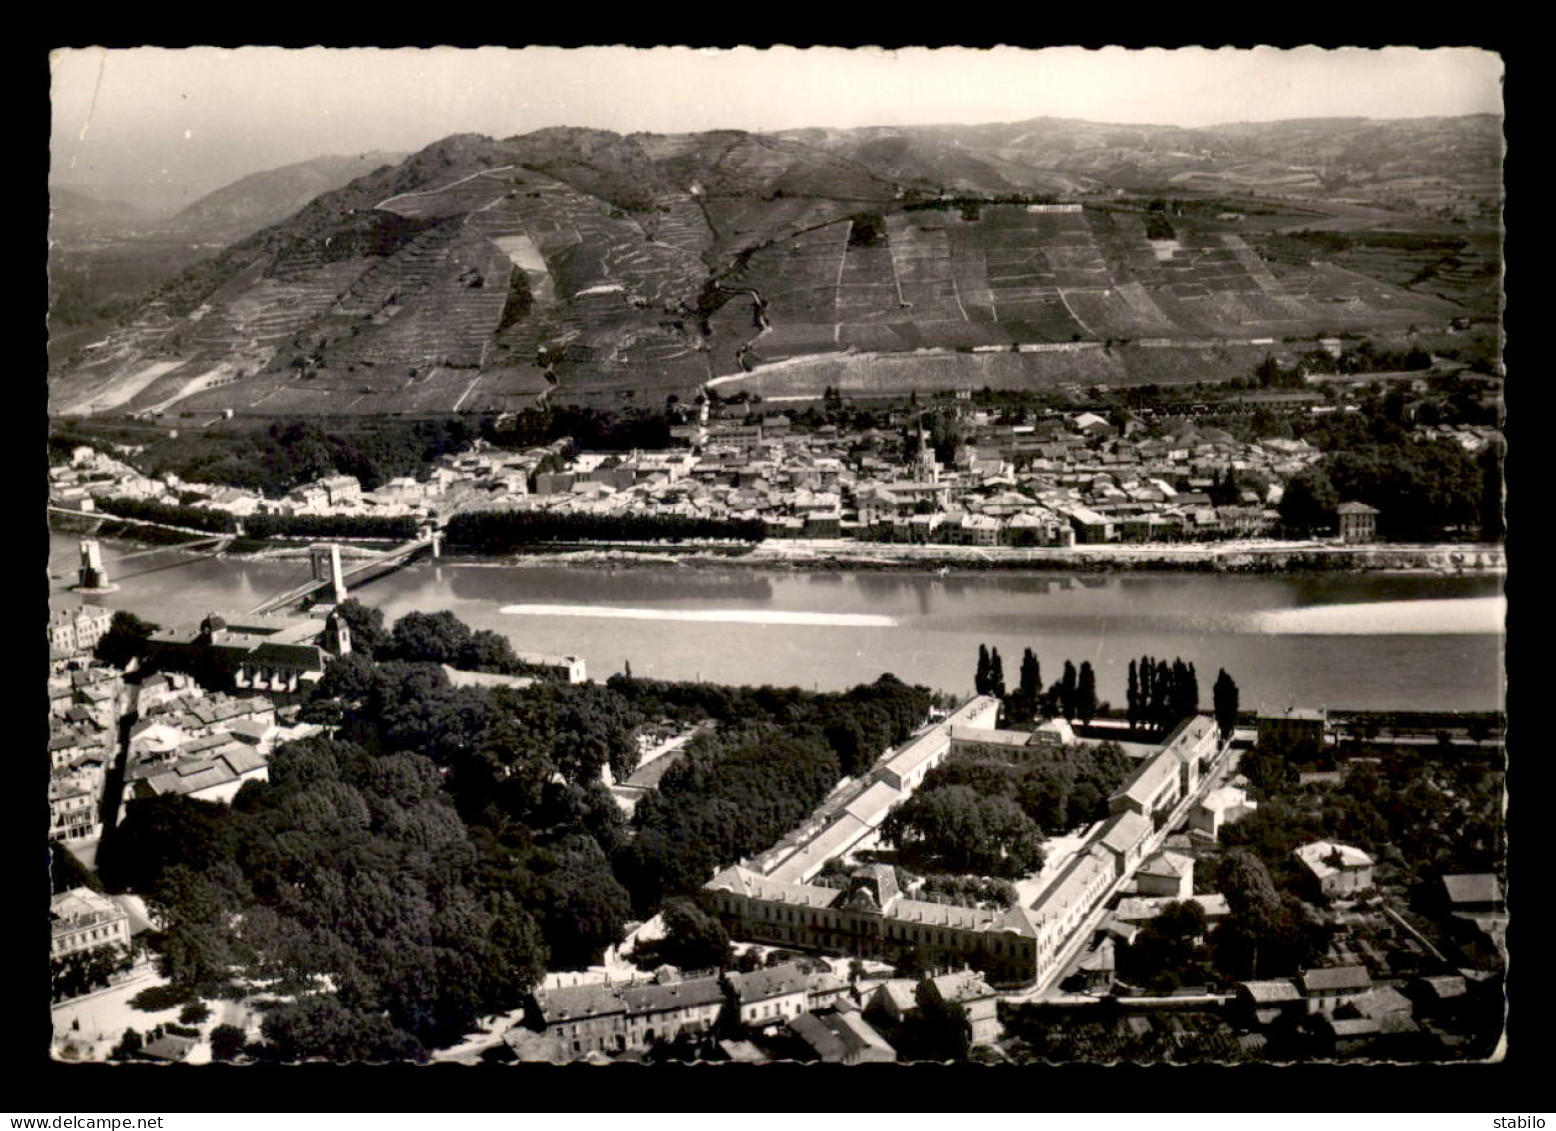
[47, 532, 1504, 711]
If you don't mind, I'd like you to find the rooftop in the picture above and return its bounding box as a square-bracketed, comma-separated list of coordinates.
[1442, 873, 1502, 906]
[1301, 965, 1372, 994]
[727, 963, 809, 1004]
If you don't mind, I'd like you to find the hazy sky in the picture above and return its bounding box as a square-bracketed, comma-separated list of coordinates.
[50, 45, 1504, 205]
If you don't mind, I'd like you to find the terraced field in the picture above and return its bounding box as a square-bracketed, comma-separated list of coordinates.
[706, 203, 1458, 387]
[54, 123, 1492, 417]
[710, 338, 1303, 401]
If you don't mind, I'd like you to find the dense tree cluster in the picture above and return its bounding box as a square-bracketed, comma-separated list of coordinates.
[1003, 1002, 1250, 1063]
[240, 513, 421, 540]
[99, 739, 552, 1060]
[629, 898, 732, 973]
[446, 508, 765, 550]
[612, 674, 930, 910]
[880, 785, 1046, 878]
[1118, 899, 1212, 993]
[94, 496, 237, 534]
[94, 601, 937, 1057]
[977, 646, 1104, 725]
[883, 735, 1136, 879]
[95, 610, 160, 669]
[1278, 398, 1495, 540]
[1208, 849, 1329, 981]
[1220, 740, 1503, 912]
[51, 942, 133, 1003]
[485, 406, 673, 454]
[914, 873, 1018, 910]
[126, 419, 477, 498]
[606, 672, 929, 780]
[1126, 656, 1200, 734]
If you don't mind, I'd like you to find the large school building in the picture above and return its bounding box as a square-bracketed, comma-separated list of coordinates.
[706, 711, 1230, 989]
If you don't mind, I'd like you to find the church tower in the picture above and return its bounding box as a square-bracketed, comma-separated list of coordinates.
[323, 608, 353, 657]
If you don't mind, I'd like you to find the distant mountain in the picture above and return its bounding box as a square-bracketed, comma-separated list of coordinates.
[169, 151, 409, 244]
[48, 186, 151, 234]
[48, 116, 1499, 418]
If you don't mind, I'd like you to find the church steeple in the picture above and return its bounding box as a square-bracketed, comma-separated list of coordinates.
[324, 608, 352, 656]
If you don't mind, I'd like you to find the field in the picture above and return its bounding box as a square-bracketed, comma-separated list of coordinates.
[707, 339, 1301, 400]
[691, 201, 1465, 396]
[51, 123, 1497, 418]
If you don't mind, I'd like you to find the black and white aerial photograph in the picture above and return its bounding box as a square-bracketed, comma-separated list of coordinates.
[43, 44, 1507, 1072]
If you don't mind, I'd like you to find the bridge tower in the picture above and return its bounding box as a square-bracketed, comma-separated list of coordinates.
[78, 539, 109, 590]
[309, 543, 347, 604]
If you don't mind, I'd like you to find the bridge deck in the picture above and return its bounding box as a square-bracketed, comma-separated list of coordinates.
[248, 536, 436, 614]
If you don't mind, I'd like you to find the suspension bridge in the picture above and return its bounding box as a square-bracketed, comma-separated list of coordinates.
[246, 532, 442, 614]
[49, 504, 442, 612]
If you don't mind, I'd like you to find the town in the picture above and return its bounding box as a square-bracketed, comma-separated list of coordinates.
[44, 46, 1508, 1078]
[48, 567, 1507, 1064]
[48, 354, 1503, 562]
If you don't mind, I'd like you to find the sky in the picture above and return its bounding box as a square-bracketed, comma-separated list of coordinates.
[50, 45, 1504, 209]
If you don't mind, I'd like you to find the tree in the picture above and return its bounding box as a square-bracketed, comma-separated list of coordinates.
[1009, 648, 1041, 723]
[975, 645, 991, 696]
[988, 649, 1006, 700]
[1279, 467, 1339, 533]
[1060, 661, 1078, 722]
[109, 1027, 144, 1062]
[1126, 659, 1140, 730]
[210, 1024, 247, 1062]
[332, 599, 387, 657]
[1076, 662, 1097, 725]
[909, 977, 973, 1062]
[95, 610, 159, 669]
[384, 610, 473, 666]
[635, 899, 731, 972]
[1213, 669, 1240, 742]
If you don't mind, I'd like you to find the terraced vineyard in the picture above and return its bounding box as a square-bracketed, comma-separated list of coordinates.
[51, 119, 1496, 417]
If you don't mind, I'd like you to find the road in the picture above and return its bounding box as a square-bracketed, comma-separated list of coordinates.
[1002, 736, 1243, 1004]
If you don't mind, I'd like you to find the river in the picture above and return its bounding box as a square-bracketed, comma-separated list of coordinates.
[47, 533, 1506, 712]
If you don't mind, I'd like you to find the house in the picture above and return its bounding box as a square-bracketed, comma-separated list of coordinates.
[1336, 501, 1379, 543]
[1441, 873, 1504, 914]
[1294, 841, 1375, 898]
[50, 887, 131, 961]
[520, 971, 726, 1060]
[131, 746, 270, 805]
[1237, 979, 1304, 1027]
[139, 1034, 198, 1062]
[618, 975, 727, 1048]
[804, 970, 852, 1012]
[522, 982, 627, 1059]
[789, 1008, 896, 1064]
[1256, 707, 1327, 751]
[1072, 936, 1116, 993]
[50, 778, 102, 842]
[726, 963, 810, 1029]
[1134, 851, 1194, 900]
[866, 969, 1001, 1046]
[48, 604, 114, 655]
[1300, 965, 1372, 1015]
[928, 969, 1002, 1046]
[1187, 785, 1257, 839]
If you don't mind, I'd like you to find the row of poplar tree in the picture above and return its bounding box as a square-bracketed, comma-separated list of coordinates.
[975, 645, 1241, 739]
[974, 645, 1099, 725]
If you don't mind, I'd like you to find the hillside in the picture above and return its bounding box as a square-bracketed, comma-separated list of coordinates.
[48, 187, 151, 235]
[168, 151, 409, 244]
[48, 116, 1501, 418]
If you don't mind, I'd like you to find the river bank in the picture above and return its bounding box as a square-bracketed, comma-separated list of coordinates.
[439, 538, 1507, 576]
[53, 518, 1506, 577]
